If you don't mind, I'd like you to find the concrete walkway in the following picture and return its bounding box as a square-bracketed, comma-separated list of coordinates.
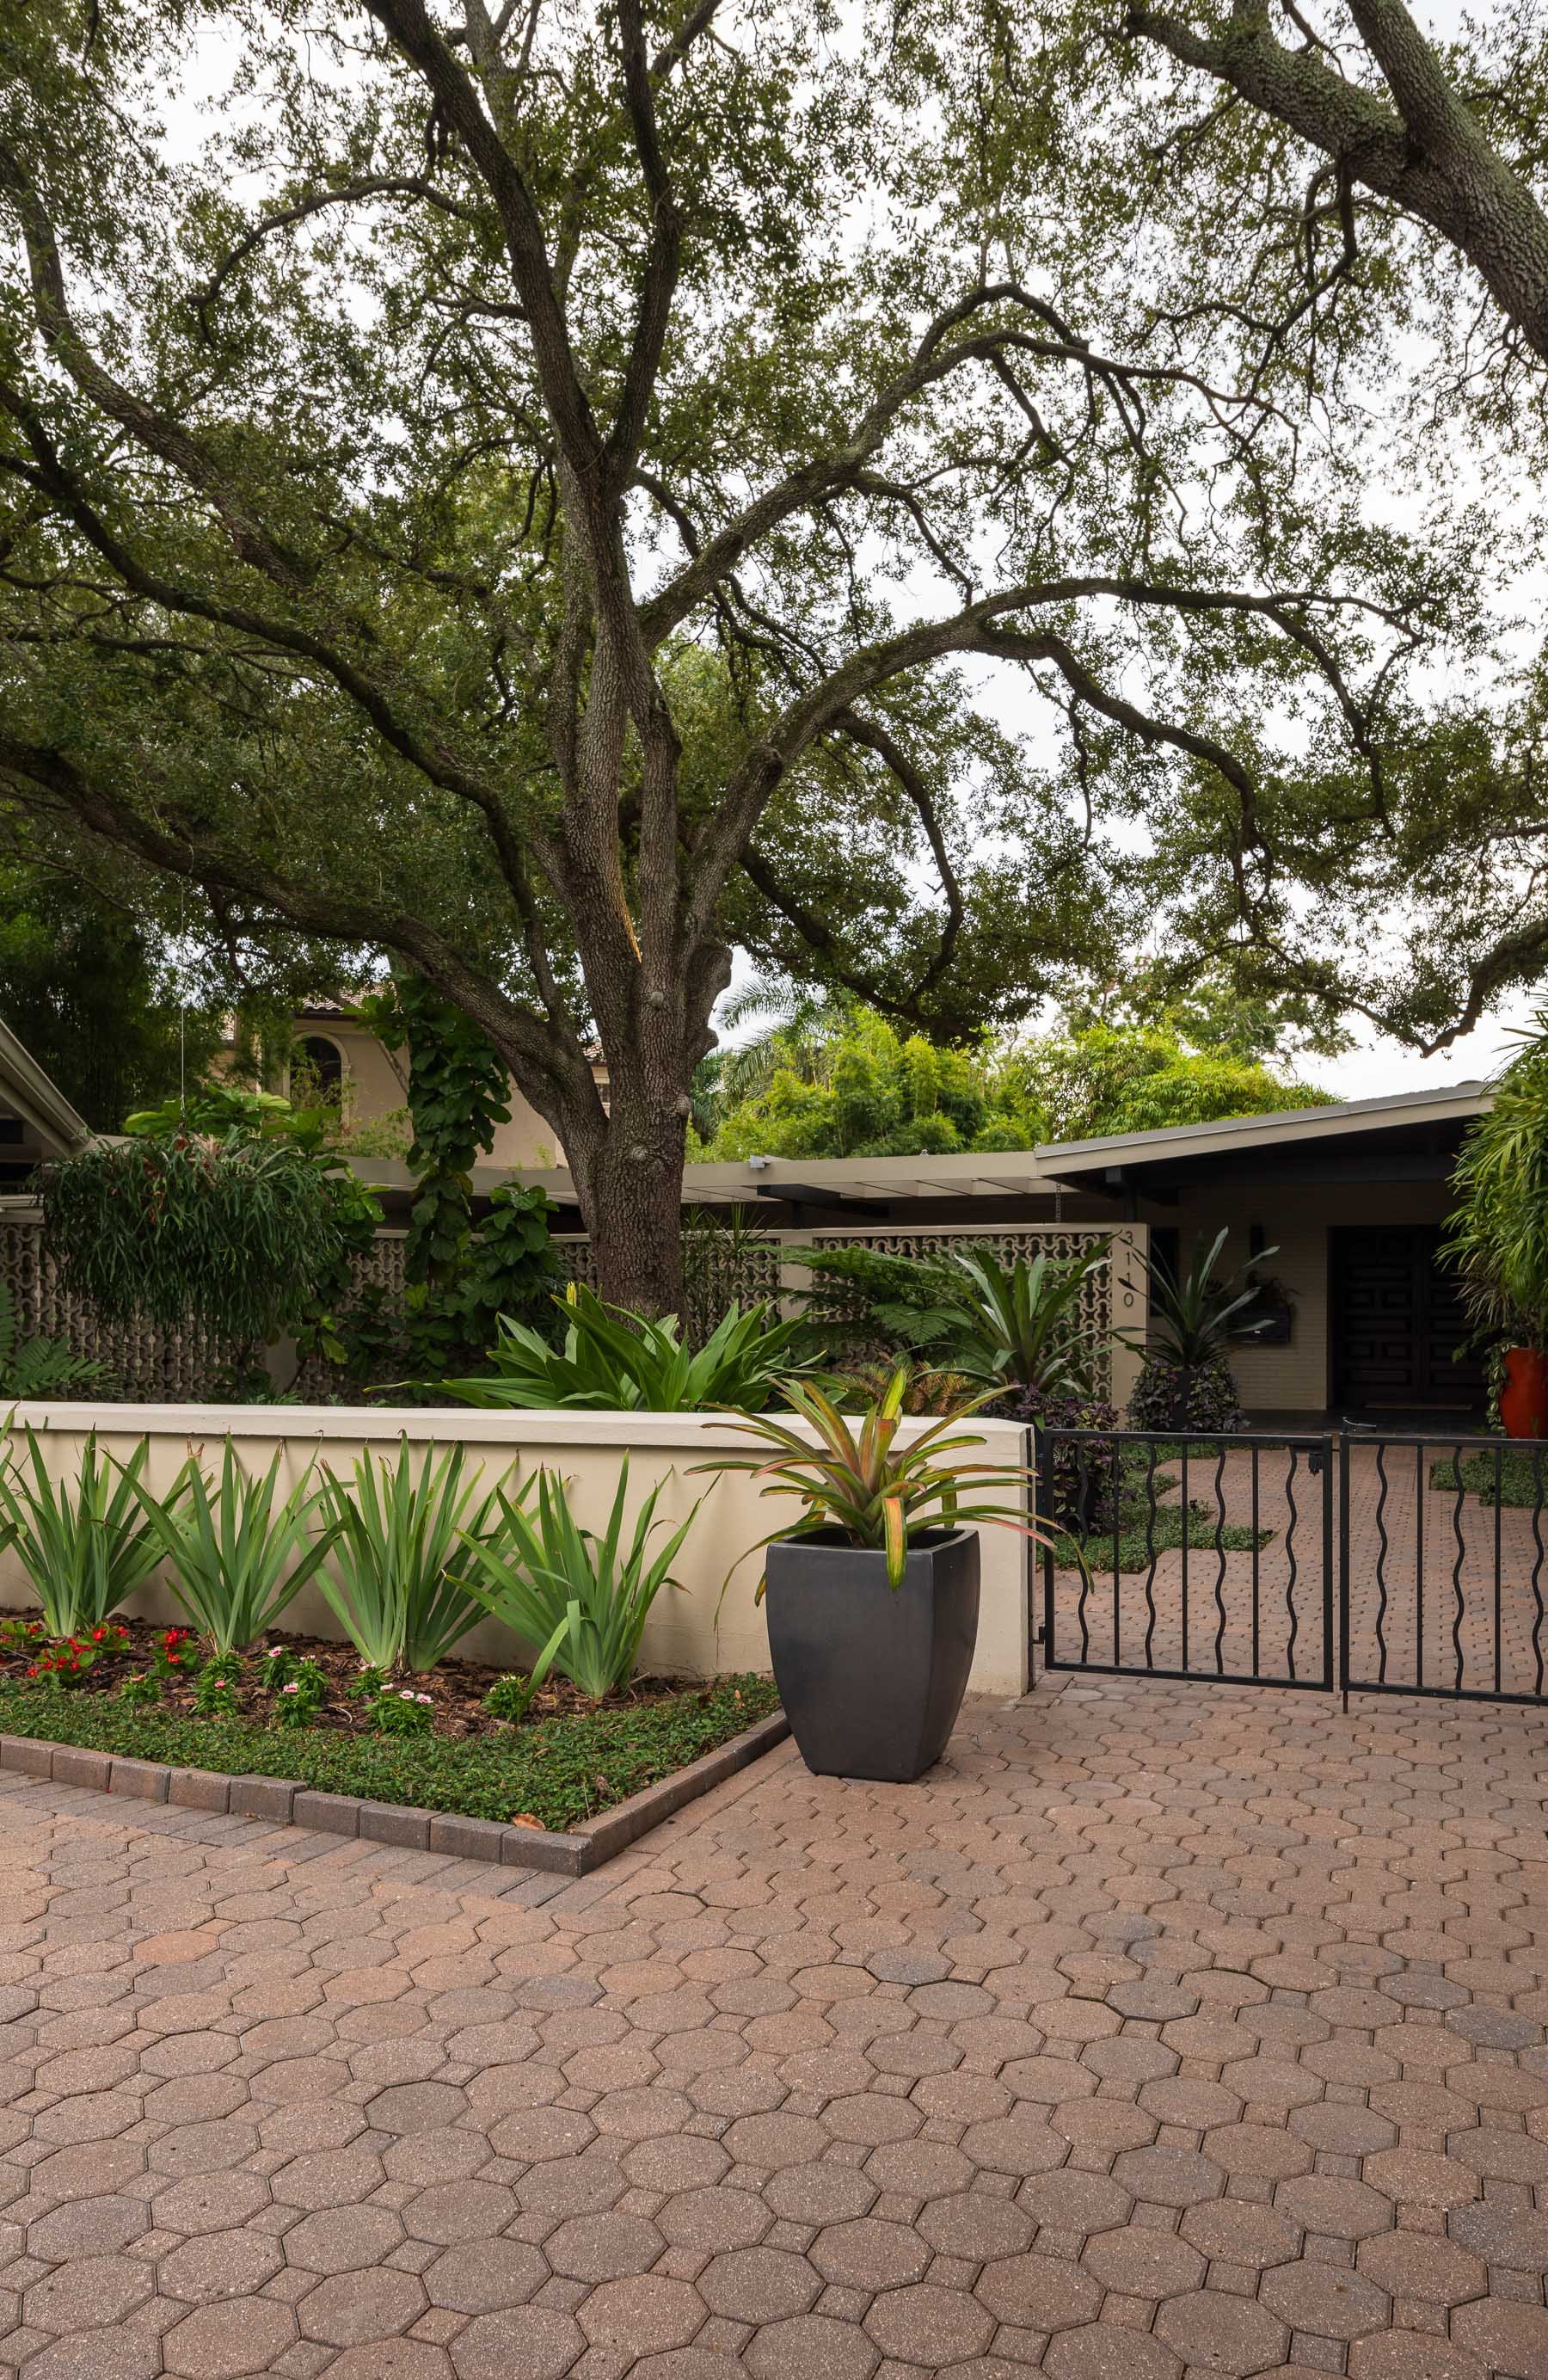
[0, 1675, 1545, 2377]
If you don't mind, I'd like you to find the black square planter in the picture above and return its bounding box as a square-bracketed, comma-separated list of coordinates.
[763, 1526, 980, 1782]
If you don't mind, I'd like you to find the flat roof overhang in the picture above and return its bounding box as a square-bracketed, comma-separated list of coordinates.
[342, 1081, 1494, 1215]
[1038, 1082, 1491, 1197]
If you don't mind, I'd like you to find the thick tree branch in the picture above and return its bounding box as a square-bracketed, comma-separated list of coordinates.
[1125, 0, 1548, 359]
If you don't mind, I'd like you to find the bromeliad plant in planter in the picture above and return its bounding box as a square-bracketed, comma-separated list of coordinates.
[695, 1368, 1046, 1784]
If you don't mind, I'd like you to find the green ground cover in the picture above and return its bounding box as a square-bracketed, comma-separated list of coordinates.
[0, 1673, 779, 1834]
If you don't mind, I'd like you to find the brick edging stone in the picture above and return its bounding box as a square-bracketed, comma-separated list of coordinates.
[0, 1708, 791, 1877]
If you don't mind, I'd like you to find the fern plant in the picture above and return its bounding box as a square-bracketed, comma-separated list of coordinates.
[0, 1285, 106, 1399]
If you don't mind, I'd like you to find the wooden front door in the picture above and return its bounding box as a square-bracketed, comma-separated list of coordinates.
[1331, 1226, 1484, 1411]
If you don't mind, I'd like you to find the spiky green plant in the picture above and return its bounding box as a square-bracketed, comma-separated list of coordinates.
[692, 1364, 1049, 1590]
[456, 1459, 698, 1698]
[0, 1429, 174, 1637]
[1142, 1227, 1280, 1368]
[943, 1244, 1108, 1399]
[126, 1441, 342, 1655]
[316, 1440, 507, 1672]
[438, 1284, 809, 1411]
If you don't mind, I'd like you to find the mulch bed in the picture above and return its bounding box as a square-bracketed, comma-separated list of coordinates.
[0, 1610, 696, 1740]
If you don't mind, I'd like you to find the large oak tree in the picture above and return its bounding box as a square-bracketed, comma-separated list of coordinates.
[0, 0, 1467, 1305]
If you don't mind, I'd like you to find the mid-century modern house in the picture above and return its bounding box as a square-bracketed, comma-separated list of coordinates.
[0, 1020, 90, 1189]
[418, 1080, 1492, 1424]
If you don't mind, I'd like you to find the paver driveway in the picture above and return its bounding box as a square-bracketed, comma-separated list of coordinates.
[0, 1676, 1545, 2379]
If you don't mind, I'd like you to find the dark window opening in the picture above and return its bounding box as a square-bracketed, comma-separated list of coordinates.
[295, 1035, 344, 1104]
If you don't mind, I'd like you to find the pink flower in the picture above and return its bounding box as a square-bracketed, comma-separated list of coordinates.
[398, 1688, 415, 1701]
[282, 1682, 300, 1695]
[267, 1647, 283, 1659]
[415, 1694, 433, 1707]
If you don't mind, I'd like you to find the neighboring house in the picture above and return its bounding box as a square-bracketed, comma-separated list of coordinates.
[0, 1018, 91, 1188]
[228, 1000, 609, 1173]
[452, 1081, 1490, 1423]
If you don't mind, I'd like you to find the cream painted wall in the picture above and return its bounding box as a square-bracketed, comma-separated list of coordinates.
[0, 1406, 1034, 1698]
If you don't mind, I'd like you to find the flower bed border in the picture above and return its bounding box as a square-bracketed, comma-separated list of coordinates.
[0, 1709, 789, 1877]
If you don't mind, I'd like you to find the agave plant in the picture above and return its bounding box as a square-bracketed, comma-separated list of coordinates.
[0, 1429, 175, 1638]
[438, 1284, 809, 1412]
[942, 1244, 1108, 1400]
[127, 1440, 343, 1655]
[316, 1439, 507, 1672]
[456, 1458, 698, 1698]
[1144, 1228, 1279, 1368]
[692, 1364, 1050, 1590]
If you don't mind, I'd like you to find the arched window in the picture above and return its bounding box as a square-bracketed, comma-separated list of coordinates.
[294, 1034, 344, 1104]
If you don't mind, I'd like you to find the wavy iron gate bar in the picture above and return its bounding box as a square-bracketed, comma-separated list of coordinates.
[1038, 1426, 1335, 1693]
[1340, 1430, 1548, 1709]
[1039, 1423, 1548, 1708]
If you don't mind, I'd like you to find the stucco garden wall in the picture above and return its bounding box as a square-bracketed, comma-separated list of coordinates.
[0, 1405, 1034, 1698]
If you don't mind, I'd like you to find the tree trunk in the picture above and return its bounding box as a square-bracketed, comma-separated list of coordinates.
[558, 1071, 690, 1318]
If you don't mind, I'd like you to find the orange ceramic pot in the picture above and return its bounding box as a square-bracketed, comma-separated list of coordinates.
[1499, 1347, 1548, 1439]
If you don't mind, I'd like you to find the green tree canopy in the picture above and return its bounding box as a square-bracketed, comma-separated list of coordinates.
[0, 0, 1499, 1304]
[695, 1000, 1330, 1159]
[0, 864, 218, 1130]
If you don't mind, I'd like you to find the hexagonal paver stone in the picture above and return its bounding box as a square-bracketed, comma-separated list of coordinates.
[25, 2254, 155, 2333]
[697, 2246, 822, 2322]
[328, 2344, 455, 2380]
[658, 2187, 771, 2254]
[1154, 2288, 1289, 2377]
[1180, 2199, 1302, 2269]
[164, 2298, 298, 2378]
[1448, 2200, 1548, 2270]
[959, 2111, 1066, 2176]
[744, 2314, 882, 2380]
[283, 2203, 405, 2273]
[1080, 2225, 1206, 2300]
[300, 2268, 428, 2346]
[424, 2239, 550, 2315]
[452, 2309, 587, 2380]
[1275, 2174, 1395, 2241]
[27, 2197, 147, 2259]
[404, 2179, 518, 2245]
[976, 2251, 1103, 2332]
[158, 2229, 285, 2303]
[153, 2171, 273, 2235]
[864, 2282, 996, 2366]
[1346, 2340, 1490, 2380]
[1045, 2327, 1184, 2380]
[366, 2081, 470, 2134]
[1261, 2260, 1391, 2341]
[1451, 2296, 1548, 2377]
[1112, 2145, 1226, 2208]
[812, 2217, 932, 2290]
[548, 2210, 665, 2282]
[578, 2275, 707, 2353]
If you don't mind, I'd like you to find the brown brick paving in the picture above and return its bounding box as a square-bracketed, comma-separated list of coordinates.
[0, 1674, 1545, 2375]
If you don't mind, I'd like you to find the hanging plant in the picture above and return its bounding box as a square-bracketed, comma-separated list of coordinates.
[40, 1129, 353, 1347]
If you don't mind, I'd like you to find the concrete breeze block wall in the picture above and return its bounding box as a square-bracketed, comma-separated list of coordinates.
[0, 1405, 1034, 1699]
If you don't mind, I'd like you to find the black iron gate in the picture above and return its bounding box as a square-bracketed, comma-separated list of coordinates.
[1037, 1423, 1548, 1707]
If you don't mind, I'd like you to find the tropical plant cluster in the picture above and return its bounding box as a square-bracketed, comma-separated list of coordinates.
[1444, 1015, 1548, 1359]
